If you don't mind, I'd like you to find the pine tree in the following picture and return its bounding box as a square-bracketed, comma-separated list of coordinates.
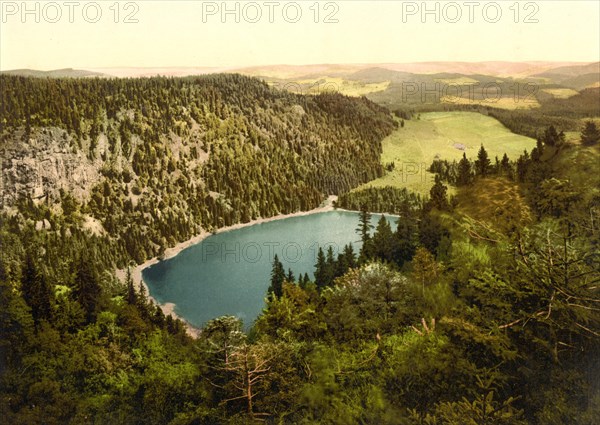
[372, 215, 395, 263]
[474, 145, 491, 177]
[457, 152, 472, 186]
[336, 243, 356, 277]
[394, 217, 418, 267]
[299, 273, 311, 289]
[286, 268, 295, 283]
[356, 205, 374, 262]
[314, 248, 327, 290]
[21, 253, 54, 325]
[581, 121, 600, 146]
[73, 256, 102, 323]
[412, 247, 439, 295]
[356, 206, 373, 244]
[542, 125, 560, 147]
[126, 266, 137, 305]
[268, 255, 285, 298]
[428, 175, 449, 211]
[343, 244, 356, 269]
[500, 153, 511, 177]
[324, 246, 336, 287]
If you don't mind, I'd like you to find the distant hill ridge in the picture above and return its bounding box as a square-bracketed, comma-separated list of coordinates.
[0, 68, 106, 78]
[3, 61, 597, 79]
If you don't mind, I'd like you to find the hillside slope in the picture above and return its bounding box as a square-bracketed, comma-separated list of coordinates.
[1, 74, 396, 264]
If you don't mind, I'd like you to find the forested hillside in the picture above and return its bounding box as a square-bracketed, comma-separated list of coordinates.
[1, 74, 395, 265]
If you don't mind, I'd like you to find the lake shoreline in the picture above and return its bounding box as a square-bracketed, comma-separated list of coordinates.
[116, 195, 339, 338]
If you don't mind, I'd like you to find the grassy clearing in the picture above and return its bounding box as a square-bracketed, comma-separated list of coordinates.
[355, 112, 537, 196]
[441, 96, 540, 110]
[541, 88, 580, 99]
[286, 77, 390, 97]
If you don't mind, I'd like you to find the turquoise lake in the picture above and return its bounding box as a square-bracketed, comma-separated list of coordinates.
[142, 210, 397, 329]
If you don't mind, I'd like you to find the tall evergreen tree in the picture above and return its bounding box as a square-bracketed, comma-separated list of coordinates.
[356, 205, 374, 262]
[428, 175, 449, 211]
[474, 145, 491, 177]
[73, 256, 102, 323]
[581, 121, 600, 146]
[336, 243, 357, 276]
[542, 125, 561, 147]
[314, 248, 328, 290]
[286, 268, 295, 284]
[500, 153, 512, 177]
[457, 152, 472, 186]
[21, 253, 54, 325]
[324, 246, 336, 287]
[412, 247, 439, 295]
[268, 255, 285, 298]
[394, 217, 418, 266]
[126, 266, 137, 305]
[372, 215, 395, 263]
[356, 206, 373, 244]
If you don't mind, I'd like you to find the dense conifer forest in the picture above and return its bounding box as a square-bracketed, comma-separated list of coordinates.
[1, 74, 395, 265]
[1, 74, 599, 424]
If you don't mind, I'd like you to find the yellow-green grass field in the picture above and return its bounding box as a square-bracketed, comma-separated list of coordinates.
[278, 77, 391, 97]
[355, 112, 538, 196]
[441, 96, 540, 110]
[541, 88, 580, 99]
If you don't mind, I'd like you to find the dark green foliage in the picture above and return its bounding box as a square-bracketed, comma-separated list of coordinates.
[72, 256, 102, 323]
[541, 125, 566, 148]
[314, 247, 328, 290]
[337, 186, 422, 215]
[474, 144, 491, 177]
[268, 255, 285, 298]
[488, 88, 600, 138]
[581, 120, 600, 145]
[427, 174, 450, 211]
[1, 74, 395, 268]
[371, 215, 396, 263]
[457, 152, 473, 186]
[20, 253, 54, 325]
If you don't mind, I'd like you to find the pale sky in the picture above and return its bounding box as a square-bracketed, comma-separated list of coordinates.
[1, 0, 599, 70]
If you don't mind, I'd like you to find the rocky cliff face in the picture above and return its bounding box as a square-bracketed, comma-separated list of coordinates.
[1, 127, 102, 207]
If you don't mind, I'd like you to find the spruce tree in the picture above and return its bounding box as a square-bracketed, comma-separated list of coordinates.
[325, 246, 336, 287]
[73, 256, 102, 323]
[457, 153, 472, 186]
[581, 121, 600, 146]
[428, 175, 449, 211]
[356, 205, 374, 262]
[394, 217, 418, 267]
[126, 267, 137, 305]
[372, 215, 394, 263]
[500, 153, 511, 177]
[314, 248, 327, 290]
[542, 125, 560, 146]
[474, 145, 491, 177]
[286, 268, 295, 284]
[21, 253, 54, 325]
[268, 255, 285, 298]
[356, 206, 373, 244]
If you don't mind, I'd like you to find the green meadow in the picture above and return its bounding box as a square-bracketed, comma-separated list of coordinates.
[356, 111, 538, 195]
